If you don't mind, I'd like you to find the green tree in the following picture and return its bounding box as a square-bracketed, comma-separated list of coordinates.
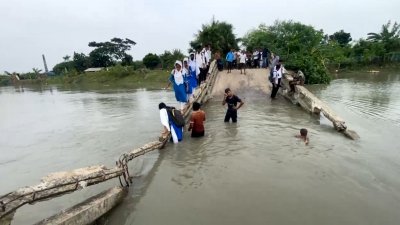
[53, 61, 75, 75]
[63, 55, 71, 62]
[367, 20, 400, 52]
[121, 54, 133, 66]
[73, 52, 90, 72]
[190, 18, 238, 54]
[88, 37, 136, 67]
[242, 24, 275, 52]
[89, 48, 114, 67]
[329, 30, 352, 46]
[142, 53, 161, 69]
[243, 20, 330, 84]
[351, 39, 386, 65]
[159, 49, 185, 69]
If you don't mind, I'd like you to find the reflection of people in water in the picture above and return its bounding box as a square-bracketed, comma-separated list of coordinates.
[222, 88, 244, 123]
[295, 128, 309, 145]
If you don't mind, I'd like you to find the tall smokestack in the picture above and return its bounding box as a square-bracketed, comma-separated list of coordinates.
[42, 54, 49, 73]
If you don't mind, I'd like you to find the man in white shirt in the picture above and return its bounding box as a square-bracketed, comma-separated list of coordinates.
[196, 48, 206, 85]
[271, 62, 283, 99]
[239, 50, 247, 74]
[204, 44, 212, 78]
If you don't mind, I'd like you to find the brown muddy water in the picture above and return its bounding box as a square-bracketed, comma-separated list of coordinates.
[1, 71, 400, 225]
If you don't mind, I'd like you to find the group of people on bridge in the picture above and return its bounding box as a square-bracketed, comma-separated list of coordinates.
[165, 44, 212, 111]
[162, 44, 307, 144]
[223, 48, 275, 74]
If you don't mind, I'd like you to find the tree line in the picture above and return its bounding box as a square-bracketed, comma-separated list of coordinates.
[51, 19, 400, 84]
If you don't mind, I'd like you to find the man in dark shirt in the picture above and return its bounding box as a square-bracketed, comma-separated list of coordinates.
[222, 88, 244, 123]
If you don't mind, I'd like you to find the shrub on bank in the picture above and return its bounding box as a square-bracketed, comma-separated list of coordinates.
[0, 76, 10, 86]
[47, 65, 169, 89]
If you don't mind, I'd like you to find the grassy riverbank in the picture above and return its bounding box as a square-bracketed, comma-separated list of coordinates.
[47, 67, 169, 89]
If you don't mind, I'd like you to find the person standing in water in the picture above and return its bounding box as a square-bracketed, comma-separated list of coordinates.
[222, 88, 244, 123]
[188, 102, 206, 137]
[159, 102, 183, 143]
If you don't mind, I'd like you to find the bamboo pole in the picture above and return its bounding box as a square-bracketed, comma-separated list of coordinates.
[34, 187, 126, 225]
[0, 166, 124, 220]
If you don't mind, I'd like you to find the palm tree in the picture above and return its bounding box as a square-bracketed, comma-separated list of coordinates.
[367, 21, 400, 51]
[63, 55, 71, 62]
[32, 68, 42, 74]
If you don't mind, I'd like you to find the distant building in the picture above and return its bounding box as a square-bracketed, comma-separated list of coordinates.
[84, 67, 104, 73]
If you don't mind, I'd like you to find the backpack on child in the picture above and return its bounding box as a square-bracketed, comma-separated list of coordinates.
[166, 107, 185, 127]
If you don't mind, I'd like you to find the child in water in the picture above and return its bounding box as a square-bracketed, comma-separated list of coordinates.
[188, 102, 206, 137]
[295, 128, 309, 145]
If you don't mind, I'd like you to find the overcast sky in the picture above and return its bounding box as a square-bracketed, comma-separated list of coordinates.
[1, 0, 399, 73]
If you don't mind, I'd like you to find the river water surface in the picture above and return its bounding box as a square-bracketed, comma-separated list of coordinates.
[1, 71, 400, 225]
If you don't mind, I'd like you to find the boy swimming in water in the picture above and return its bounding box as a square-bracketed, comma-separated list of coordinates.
[295, 128, 309, 145]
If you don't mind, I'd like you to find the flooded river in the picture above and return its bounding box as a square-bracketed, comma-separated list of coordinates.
[1, 71, 400, 225]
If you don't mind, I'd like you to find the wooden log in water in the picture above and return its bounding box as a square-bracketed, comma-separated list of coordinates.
[281, 73, 359, 140]
[34, 187, 126, 225]
[0, 165, 124, 220]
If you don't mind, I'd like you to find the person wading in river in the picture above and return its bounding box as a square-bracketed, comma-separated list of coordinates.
[295, 128, 309, 145]
[222, 88, 244, 123]
[188, 102, 206, 137]
[159, 102, 183, 143]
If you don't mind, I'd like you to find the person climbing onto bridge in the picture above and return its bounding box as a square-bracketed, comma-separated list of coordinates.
[270, 60, 283, 99]
[222, 88, 244, 123]
[166, 60, 188, 111]
[289, 70, 305, 93]
[188, 102, 206, 137]
[159, 102, 183, 143]
[269, 55, 280, 83]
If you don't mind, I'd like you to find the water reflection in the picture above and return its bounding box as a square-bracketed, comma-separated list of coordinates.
[309, 71, 400, 126]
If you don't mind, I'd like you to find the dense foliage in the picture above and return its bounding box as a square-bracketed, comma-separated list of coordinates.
[190, 18, 238, 54]
[142, 53, 161, 69]
[88, 38, 136, 67]
[159, 49, 185, 69]
[243, 21, 331, 84]
[242, 20, 400, 84]
[52, 37, 136, 74]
